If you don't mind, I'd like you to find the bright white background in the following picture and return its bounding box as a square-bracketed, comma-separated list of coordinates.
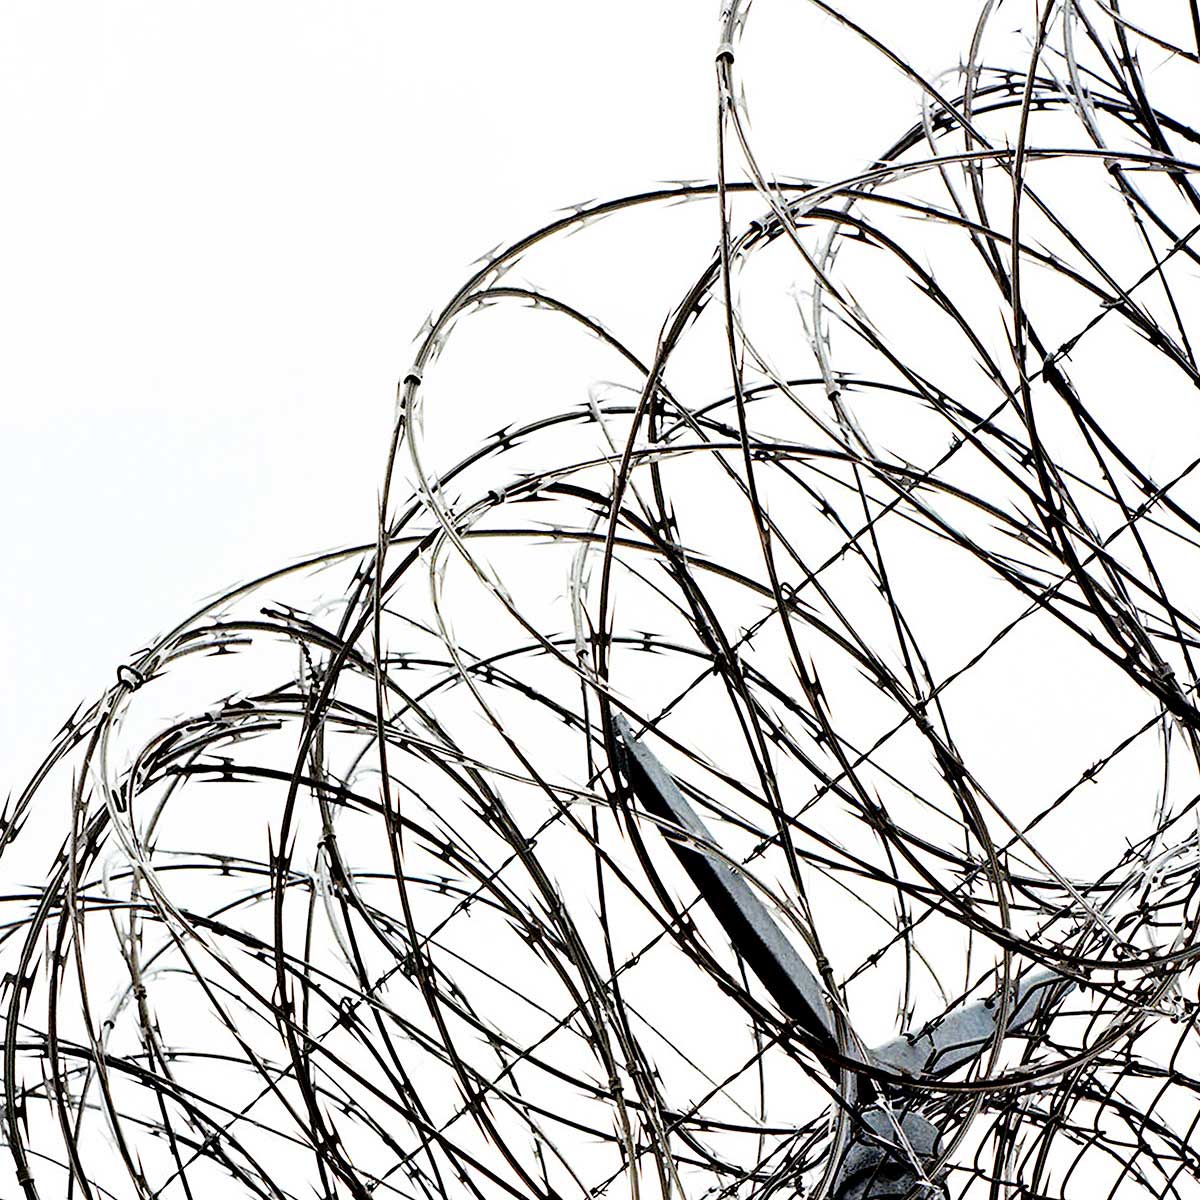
[2, 14, 1196, 1198]
[0, 2, 965, 781]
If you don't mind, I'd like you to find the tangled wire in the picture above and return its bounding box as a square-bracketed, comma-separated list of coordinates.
[6, 2, 1200, 1197]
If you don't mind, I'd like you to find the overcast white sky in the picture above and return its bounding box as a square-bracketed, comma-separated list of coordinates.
[6, 13, 1200, 1197]
[0, 2, 966, 780]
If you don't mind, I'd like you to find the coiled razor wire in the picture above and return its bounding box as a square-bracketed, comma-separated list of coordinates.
[7, 2, 1200, 1197]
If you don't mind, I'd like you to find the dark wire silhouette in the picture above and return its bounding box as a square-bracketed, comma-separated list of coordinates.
[5, 3, 1200, 1197]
